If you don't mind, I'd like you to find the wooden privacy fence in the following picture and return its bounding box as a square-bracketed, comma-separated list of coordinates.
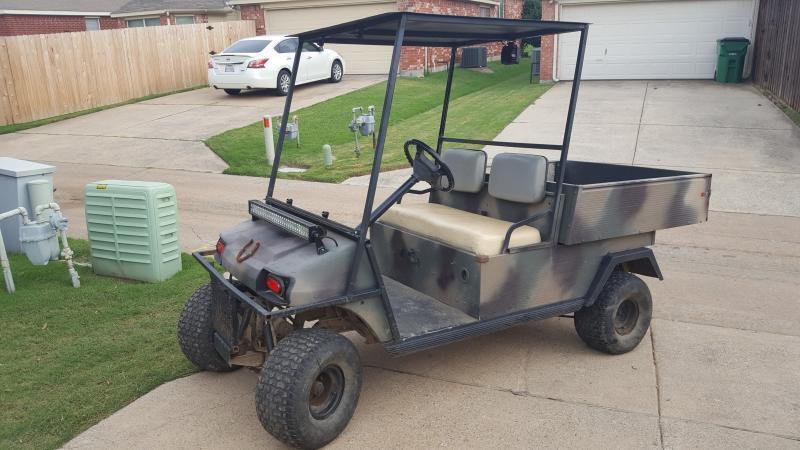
[0, 20, 256, 126]
[752, 0, 800, 111]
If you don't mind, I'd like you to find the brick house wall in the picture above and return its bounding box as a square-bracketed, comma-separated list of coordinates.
[0, 14, 124, 36]
[539, 0, 556, 81]
[240, 4, 266, 35]
[397, 0, 523, 75]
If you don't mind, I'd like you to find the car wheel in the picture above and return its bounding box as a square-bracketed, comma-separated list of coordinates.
[255, 329, 362, 449]
[329, 60, 343, 83]
[223, 89, 241, 96]
[177, 283, 238, 372]
[276, 70, 291, 96]
[574, 272, 652, 355]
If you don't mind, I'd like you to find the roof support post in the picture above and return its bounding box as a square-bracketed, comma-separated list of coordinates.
[550, 27, 588, 244]
[436, 46, 458, 154]
[347, 14, 407, 293]
[266, 39, 304, 199]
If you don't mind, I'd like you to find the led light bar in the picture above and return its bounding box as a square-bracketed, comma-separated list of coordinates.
[249, 201, 325, 243]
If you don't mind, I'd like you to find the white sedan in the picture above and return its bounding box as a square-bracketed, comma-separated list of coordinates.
[208, 36, 345, 96]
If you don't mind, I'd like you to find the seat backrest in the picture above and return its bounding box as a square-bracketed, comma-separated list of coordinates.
[440, 148, 487, 193]
[488, 153, 547, 203]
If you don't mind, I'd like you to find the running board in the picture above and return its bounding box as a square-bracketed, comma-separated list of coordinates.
[383, 298, 584, 356]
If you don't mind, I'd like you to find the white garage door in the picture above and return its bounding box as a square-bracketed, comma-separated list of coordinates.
[557, 0, 755, 80]
[265, 2, 395, 74]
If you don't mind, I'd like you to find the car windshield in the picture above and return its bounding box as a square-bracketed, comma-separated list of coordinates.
[223, 39, 271, 54]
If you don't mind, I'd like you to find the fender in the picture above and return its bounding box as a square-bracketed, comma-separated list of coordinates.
[584, 247, 663, 307]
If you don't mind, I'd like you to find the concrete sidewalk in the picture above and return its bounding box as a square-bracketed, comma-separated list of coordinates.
[0, 76, 382, 173]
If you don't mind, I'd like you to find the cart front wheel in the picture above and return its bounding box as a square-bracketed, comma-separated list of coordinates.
[256, 329, 362, 449]
[177, 283, 237, 372]
[574, 272, 652, 354]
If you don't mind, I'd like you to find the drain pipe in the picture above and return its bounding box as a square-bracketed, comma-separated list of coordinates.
[0, 207, 31, 294]
[35, 203, 80, 288]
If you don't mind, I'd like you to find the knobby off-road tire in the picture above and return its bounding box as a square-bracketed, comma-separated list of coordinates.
[177, 283, 236, 372]
[255, 329, 362, 449]
[574, 272, 652, 355]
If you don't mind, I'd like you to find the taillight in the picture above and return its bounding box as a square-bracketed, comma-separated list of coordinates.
[207, 59, 214, 69]
[266, 275, 284, 295]
[247, 58, 268, 69]
[215, 238, 225, 255]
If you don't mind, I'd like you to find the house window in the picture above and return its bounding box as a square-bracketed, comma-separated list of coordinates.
[85, 17, 100, 31]
[498, 0, 505, 18]
[127, 18, 161, 28]
[479, 6, 491, 18]
[175, 16, 194, 25]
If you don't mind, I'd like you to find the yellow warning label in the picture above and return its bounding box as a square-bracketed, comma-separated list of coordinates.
[96, 184, 107, 190]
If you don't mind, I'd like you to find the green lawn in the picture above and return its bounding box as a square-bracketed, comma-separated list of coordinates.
[207, 60, 551, 183]
[0, 240, 206, 449]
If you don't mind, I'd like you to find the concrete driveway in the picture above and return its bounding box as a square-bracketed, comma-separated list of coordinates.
[59, 81, 800, 448]
[0, 76, 382, 173]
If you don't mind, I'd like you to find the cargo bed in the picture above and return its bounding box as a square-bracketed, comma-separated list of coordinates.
[555, 161, 711, 245]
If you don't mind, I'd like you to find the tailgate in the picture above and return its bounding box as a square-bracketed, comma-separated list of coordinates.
[559, 173, 711, 245]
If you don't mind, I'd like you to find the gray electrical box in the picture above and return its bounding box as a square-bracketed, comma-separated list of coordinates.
[0, 157, 55, 253]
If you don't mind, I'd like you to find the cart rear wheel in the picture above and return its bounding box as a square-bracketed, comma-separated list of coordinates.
[223, 89, 241, 96]
[255, 329, 362, 449]
[574, 272, 652, 355]
[177, 283, 237, 372]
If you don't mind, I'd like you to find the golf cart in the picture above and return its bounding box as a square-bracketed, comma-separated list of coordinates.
[178, 13, 711, 449]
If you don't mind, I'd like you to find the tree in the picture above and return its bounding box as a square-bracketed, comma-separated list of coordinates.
[523, 0, 541, 20]
[522, 0, 542, 47]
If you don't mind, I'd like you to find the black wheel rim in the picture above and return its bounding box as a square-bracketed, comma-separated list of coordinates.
[614, 299, 639, 335]
[308, 365, 345, 420]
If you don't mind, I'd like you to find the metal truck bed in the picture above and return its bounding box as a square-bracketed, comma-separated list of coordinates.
[556, 162, 711, 245]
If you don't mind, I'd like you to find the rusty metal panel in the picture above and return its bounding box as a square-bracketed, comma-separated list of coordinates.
[559, 175, 711, 245]
[371, 222, 482, 318]
[480, 233, 655, 319]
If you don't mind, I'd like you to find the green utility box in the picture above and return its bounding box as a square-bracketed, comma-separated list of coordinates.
[715, 37, 750, 83]
[85, 180, 181, 282]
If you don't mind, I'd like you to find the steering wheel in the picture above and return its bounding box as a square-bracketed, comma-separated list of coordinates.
[403, 139, 454, 193]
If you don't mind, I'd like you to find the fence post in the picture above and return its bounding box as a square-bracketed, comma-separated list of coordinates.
[263, 115, 275, 166]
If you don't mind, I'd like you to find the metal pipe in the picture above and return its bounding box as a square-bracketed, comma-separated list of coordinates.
[0, 207, 30, 294]
[34, 202, 80, 288]
[436, 46, 458, 154]
[550, 27, 588, 245]
[347, 15, 407, 293]
[267, 40, 304, 199]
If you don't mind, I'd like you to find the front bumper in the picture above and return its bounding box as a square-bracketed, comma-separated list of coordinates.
[193, 250, 382, 319]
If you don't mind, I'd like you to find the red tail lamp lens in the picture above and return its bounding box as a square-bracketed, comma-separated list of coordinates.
[247, 58, 268, 69]
[215, 239, 225, 254]
[266, 276, 283, 295]
[207, 59, 214, 69]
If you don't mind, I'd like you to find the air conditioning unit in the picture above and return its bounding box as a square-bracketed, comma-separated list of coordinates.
[461, 47, 487, 68]
[84, 180, 181, 282]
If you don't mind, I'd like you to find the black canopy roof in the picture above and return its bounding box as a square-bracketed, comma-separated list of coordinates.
[294, 12, 588, 47]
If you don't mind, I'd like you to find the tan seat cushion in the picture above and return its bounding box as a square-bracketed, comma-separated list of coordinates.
[379, 202, 541, 256]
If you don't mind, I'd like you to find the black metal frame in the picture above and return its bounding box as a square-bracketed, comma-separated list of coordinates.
[244, 13, 590, 349]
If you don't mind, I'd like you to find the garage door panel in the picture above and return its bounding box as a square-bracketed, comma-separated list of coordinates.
[265, 2, 395, 74]
[557, 0, 755, 80]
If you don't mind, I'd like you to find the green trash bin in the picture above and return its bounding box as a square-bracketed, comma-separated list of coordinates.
[715, 37, 749, 83]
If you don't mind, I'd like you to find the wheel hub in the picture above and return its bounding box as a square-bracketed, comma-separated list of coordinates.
[308, 365, 345, 420]
[613, 299, 639, 335]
